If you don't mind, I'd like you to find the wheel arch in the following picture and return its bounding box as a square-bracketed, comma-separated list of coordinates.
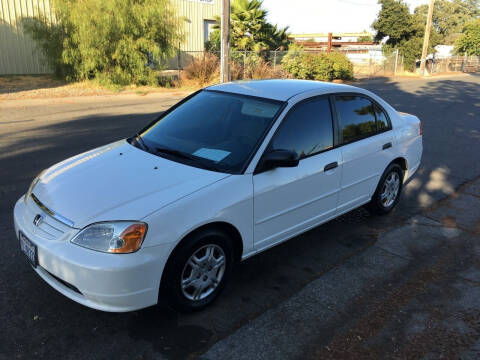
[189, 222, 244, 263]
[372, 157, 408, 198]
[161, 221, 244, 284]
[390, 157, 408, 180]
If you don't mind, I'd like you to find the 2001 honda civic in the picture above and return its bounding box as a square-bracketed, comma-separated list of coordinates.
[14, 80, 423, 312]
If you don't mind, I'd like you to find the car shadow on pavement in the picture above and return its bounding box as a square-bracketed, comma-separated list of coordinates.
[1, 75, 480, 359]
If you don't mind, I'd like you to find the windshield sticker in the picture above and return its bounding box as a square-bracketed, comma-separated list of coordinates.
[241, 100, 279, 118]
[193, 148, 231, 162]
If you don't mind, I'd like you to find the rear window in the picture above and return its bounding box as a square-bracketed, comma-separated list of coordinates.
[335, 96, 377, 144]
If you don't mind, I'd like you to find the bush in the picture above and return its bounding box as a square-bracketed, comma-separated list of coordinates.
[248, 58, 275, 79]
[182, 52, 220, 86]
[182, 50, 288, 85]
[230, 61, 244, 81]
[23, 0, 181, 87]
[282, 45, 354, 81]
[241, 53, 275, 79]
[328, 52, 354, 80]
[205, 30, 221, 53]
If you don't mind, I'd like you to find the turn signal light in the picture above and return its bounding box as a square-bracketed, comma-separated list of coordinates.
[111, 224, 147, 253]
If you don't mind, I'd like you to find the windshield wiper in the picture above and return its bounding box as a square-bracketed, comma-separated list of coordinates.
[155, 147, 220, 172]
[134, 133, 150, 152]
[155, 147, 199, 161]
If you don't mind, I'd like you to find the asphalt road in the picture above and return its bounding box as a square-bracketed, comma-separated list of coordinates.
[1, 74, 479, 359]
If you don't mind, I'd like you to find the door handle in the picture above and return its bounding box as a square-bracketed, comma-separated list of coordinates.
[382, 142, 392, 150]
[324, 162, 338, 171]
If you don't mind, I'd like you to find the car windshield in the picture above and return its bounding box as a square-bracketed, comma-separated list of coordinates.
[133, 90, 284, 174]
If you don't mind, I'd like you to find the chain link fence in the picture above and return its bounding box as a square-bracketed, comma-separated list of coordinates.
[428, 56, 480, 74]
[168, 50, 287, 70]
[168, 48, 401, 79]
[166, 50, 479, 80]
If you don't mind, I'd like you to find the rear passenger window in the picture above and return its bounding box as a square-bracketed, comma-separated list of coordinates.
[335, 96, 377, 144]
[269, 97, 333, 159]
[375, 104, 390, 132]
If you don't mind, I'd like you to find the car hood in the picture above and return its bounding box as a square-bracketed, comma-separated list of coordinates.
[32, 140, 230, 228]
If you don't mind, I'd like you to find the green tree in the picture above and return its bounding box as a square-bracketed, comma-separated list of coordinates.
[372, 0, 441, 70]
[230, 0, 268, 51]
[415, 0, 480, 44]
[261, 23, 290, 51]
[455, 19, 480, 54]
[373, 0, 414, 46]
[23, 0, 182, 86]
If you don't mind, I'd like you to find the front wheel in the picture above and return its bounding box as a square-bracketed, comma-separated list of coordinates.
[161, 229, 234, 312]
[367, 163, 404, 215]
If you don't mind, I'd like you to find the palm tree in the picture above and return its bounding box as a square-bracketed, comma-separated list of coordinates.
[211, 0, 290, 52]
[262, 23, 290, 51]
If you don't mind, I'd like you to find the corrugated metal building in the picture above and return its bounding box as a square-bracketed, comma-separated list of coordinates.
[0, 0, 55, 75]
[177, 0, 220, 52]
[0, 0, 221, 75]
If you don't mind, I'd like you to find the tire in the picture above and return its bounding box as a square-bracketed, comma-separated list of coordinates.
[161, 228, 234, 312]
[367, 163, 404, 215]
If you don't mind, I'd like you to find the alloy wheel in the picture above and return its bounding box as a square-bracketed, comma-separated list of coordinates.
[181, 244, 226, 301]
[380, 171, 400, 208]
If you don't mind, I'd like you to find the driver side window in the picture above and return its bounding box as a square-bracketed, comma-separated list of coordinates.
[269, 97, 334, 159]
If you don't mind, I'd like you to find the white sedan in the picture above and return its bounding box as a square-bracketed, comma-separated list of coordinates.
[14, 80, 423, 312]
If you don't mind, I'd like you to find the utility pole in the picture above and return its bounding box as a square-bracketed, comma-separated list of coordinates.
[420, 0, 434, 75]
[220, 0, 231, 83]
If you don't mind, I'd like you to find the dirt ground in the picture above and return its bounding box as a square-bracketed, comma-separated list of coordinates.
[0, 75, 196, 101]
[0, 72, 468, 101]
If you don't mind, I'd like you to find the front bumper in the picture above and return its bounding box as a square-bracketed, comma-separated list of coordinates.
[14, 196, 170, 312]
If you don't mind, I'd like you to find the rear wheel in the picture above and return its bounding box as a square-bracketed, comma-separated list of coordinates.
[161, 229, 234, 312]
[367, 163, 403, 215]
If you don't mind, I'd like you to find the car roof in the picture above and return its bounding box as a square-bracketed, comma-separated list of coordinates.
[207, 79, 357, 102]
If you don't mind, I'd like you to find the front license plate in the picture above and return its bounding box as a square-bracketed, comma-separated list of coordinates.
[19, 232, 37, 267]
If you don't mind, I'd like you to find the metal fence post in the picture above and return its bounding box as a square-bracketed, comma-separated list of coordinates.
[243, 50, 247, 79]
[273, 50, 277, 69]
[177, 42, 181, 78]
[370, 56, 374, 78]
[394, 49, 399, 76]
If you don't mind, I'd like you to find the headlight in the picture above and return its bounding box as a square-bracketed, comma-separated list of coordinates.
[71, 222, 147, 254]
[25, 170, 46, 204]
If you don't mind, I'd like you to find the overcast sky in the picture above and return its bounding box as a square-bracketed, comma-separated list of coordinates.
[261, 0, 430, 34]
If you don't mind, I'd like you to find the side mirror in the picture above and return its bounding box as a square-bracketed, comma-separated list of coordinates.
[258, 150, 299, 173]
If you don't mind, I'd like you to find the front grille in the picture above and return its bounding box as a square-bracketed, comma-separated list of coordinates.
[30, 194, 74, 228]
[44, 269, 82, 295]
[24, 194, 72, 241]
